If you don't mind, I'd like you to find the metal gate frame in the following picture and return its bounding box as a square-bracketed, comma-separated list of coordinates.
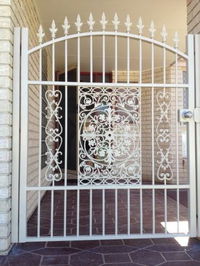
[12, 16, 200, 243]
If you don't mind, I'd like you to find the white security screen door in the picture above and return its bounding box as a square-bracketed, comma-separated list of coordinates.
[16, 13, 197, 242]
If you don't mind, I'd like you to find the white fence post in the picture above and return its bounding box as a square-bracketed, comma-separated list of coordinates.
[12, 27, 21, 243]
[19, 28, 29, 242]
[194, 34, 200, 237]
[188, 34, 197, 237]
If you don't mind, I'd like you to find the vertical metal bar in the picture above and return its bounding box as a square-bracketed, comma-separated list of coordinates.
[77, 35, 80, 82]
[151, 41, 155, 234]
[139, 39, 143, 185]
[195, 34, 200, 237]
[50, 40, 55, 238]
[175, 50, 180, 233]
[37, 45, 42, 238]
[37, 190, 41, 237]
[77, 35, 81, 182]
[52, 42, 55, 83]
[64, 39, 68, 187]
[140, 188, 143, 234]
[163, 46, 168, 234]
[127, 188, 130, 235]
[139, 39, 142, 84]
[12, 27, 21, 242]
[164, 185, 168, 234]
[50, 190, 54, 237]
[102, 189, 105, 235]
[139, 38, 143, 235]
[90, 35, 93, 83]
[89, 190, 93, 236]
[77, 190, 80, 236]
[102, 34, 105, 83]
[77, 84, 80, 185]
[19, 28, 28, 242]
[127, 36, 130, 83]
[64, 38, 68, 236]
[115, 189, 118, 235]
[64, 190, 67, 236]
[188, 34, 197, 237]
[114, 35, 118, 83]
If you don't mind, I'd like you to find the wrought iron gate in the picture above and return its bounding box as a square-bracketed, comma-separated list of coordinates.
[15, 13, 198, 242]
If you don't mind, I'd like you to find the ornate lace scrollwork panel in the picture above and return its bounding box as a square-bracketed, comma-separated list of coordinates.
[78, 86, 141, 185]
[45, 89, 63, 182]
[156, 89, 173, 181]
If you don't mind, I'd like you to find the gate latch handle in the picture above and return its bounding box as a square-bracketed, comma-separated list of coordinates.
[179, 109, 193, 123]
[182, 110, 193, 119]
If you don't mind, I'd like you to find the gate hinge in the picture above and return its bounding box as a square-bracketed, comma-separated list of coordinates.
[194, 108, 200, 123]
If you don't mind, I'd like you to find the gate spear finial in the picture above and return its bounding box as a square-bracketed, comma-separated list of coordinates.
[161, 25, 167, 42]
[137, 17, 144, 35]
[100, 12, 108, 30]
[49, 20, 58, 39]
[62, 17, 70, 35]
[125, 14, 132, 33]
[37, 25, 45, 44]
[112, 13, 120, 31]
[75, 14, 83, 32]
[149, 20, 156, 38]
[87, 13, 95, 31]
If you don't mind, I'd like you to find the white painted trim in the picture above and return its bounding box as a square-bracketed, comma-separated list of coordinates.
[11, 27, 21, 243]
[194, 34, 200, 237]
[188, 34, 197, 237]
[19, 28, 29, 242]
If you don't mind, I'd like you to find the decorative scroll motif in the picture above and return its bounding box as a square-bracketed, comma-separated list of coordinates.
[156, 89, 173, 181]
[45, 89, 63, 182]
[78, 87, 141, 185]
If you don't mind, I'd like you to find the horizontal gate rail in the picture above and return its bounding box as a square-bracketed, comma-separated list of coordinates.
[26, 184, 190, 191]
[24, 233, 189, 243]
[28, 81, 189, 88]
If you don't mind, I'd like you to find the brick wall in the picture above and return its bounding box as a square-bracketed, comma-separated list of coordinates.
[187, 0, 200, 33]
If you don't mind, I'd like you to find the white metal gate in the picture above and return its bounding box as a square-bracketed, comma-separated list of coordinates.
[14, 13, 198, 242]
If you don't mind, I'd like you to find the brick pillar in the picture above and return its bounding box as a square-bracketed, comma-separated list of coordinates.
[0, 0, 12, 253]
